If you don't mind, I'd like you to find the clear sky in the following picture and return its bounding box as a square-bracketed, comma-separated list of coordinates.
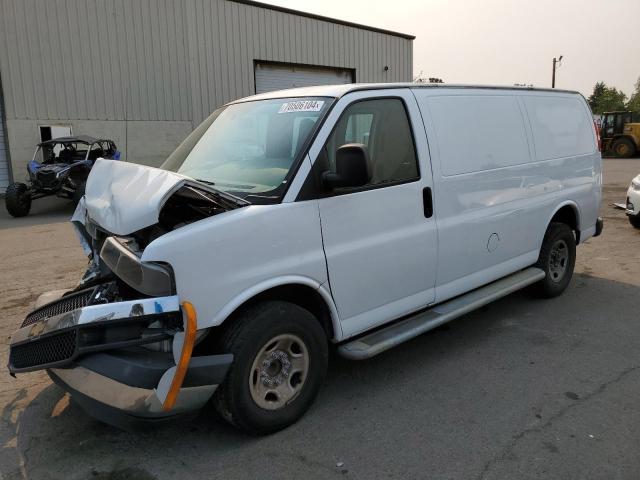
[266, 0, 640, 98]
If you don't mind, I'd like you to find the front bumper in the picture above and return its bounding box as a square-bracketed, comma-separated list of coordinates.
[8, 291, 181, 373]
[47, 348, 232, 429]
[8, 290, 233, 427]
[626, 185, 640, 216]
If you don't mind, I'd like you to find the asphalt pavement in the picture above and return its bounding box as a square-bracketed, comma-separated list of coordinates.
[0, 158, 639, 480]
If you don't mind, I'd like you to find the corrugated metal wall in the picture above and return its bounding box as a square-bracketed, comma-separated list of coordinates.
[0, 85, 9, 192]
[0, 0, 192, 122]
[0, 0, 413, 125]
[185, 0, 413, 123]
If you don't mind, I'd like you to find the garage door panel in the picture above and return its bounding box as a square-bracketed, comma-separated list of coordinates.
[255, 63, 353, 94]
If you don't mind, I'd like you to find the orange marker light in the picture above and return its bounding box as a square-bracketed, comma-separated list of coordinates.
[162, 301, 197, 412]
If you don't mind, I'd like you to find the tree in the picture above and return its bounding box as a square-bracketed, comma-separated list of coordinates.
[588, 82, 606, 111]
[626, 77, 640, 112]
[588, 81, 627, 114]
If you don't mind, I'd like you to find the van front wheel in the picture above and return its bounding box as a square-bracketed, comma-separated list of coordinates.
[212, 301, 328, 434]
[533, 222, 576, 298]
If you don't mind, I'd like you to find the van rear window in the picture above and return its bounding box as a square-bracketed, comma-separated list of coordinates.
[523, 96, 594, 161]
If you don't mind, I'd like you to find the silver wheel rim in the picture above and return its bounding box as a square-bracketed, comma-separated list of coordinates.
[249, 333, 309, 410]
[548, 239, 569, 282]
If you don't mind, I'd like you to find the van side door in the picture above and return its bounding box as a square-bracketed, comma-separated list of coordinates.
[309, 89, 437, 339]
[414, 89, 554, 303]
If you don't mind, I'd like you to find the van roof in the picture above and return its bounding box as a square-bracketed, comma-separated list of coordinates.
[232, 83, 582, 104]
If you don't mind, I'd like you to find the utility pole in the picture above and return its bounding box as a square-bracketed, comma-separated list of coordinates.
[552, 55, 563, 88]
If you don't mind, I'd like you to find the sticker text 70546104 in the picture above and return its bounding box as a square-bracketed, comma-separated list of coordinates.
[278, 100, 325, 114]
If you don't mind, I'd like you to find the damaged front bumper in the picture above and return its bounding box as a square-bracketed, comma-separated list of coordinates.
[48, 348, 231, 429]
[8, 290, 232, 428]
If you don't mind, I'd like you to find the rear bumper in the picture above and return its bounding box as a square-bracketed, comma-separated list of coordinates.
[594, 217, 604, 237]
[48, 348, 232, 429]
[580, 217, 604, 241]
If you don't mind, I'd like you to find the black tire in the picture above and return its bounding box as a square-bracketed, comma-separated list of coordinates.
[533, 222, 576, 298]
[212, 300, 328, 434]
[612, 137, 636, 158]
[72, 181, 86, 205]
[629, 214, 640, 229]
[5, 183, 32, 217]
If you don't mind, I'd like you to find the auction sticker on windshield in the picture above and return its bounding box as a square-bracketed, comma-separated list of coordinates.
[278, 100, 325, 113]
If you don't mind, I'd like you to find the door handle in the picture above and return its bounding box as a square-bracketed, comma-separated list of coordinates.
[423, 187, 433, 218]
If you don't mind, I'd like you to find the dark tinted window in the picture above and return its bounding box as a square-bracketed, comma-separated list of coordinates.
[324, 98, 419, 187]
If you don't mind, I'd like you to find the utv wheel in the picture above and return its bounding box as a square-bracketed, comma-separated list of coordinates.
[212, 301, 328, 434]
[629, 214, 640, 229]
[533, 222, 576, 298]
[72, 181, 86, 205]
[5, 183, 32, 217]
[612, 138, 636, 158]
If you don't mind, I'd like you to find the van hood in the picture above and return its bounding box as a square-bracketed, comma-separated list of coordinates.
[85, 159, 245, 235]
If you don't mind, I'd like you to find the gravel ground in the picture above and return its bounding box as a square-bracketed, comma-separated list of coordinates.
[0, 159, 639, 480]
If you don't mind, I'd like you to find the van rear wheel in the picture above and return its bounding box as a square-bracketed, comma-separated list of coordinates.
[212, 300, 328, 434]
[533, 222, 576, 298]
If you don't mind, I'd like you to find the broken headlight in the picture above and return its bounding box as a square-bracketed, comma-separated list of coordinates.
[100, 237, 175, 297]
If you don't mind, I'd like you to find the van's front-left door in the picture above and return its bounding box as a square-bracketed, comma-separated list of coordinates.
[311, 90, 437, 339]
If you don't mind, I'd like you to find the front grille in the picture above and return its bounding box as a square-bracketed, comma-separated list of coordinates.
[9, 330, 77, 370]
[22, 288, 95, 327]
[37, 170, 57, 187]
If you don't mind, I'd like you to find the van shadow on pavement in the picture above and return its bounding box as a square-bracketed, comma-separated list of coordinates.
[2, 273, 640, 480]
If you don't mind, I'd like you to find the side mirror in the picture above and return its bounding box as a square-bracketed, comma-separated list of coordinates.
[322, 143, 371, 190]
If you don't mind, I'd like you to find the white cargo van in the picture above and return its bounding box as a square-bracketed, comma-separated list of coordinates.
[9, 84, 602, 433]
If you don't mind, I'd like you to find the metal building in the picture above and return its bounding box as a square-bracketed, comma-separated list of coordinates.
[0, 0, 414, 191]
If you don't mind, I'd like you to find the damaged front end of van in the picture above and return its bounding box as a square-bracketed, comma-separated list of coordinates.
[7, 95, 333, 432]
[6, 159, 245, 428]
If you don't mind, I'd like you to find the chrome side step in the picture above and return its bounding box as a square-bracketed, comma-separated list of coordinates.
[338, 267, 545, 360]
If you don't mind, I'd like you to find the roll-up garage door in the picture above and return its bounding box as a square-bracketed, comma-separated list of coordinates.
[255, 62, 353, 94]
[0, 89, 9, 193]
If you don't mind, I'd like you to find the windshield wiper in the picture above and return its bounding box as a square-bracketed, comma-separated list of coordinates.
[195, 178, 216, 186]
[187, 179, 251, 207]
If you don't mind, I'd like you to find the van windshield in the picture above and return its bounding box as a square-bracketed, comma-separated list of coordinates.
[162, 97, 331, 200]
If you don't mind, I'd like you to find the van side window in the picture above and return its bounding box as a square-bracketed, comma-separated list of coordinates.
[323, 98, 419, 188]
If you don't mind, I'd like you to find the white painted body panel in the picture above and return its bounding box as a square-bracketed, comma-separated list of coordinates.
[141, 201, 335, 335]
[83, 84, 601, 345]
[412, 88, 600, 303]
[85, 159, 188, 235]
[627, 175, 640, 215]
[307, 89, 438, 338]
